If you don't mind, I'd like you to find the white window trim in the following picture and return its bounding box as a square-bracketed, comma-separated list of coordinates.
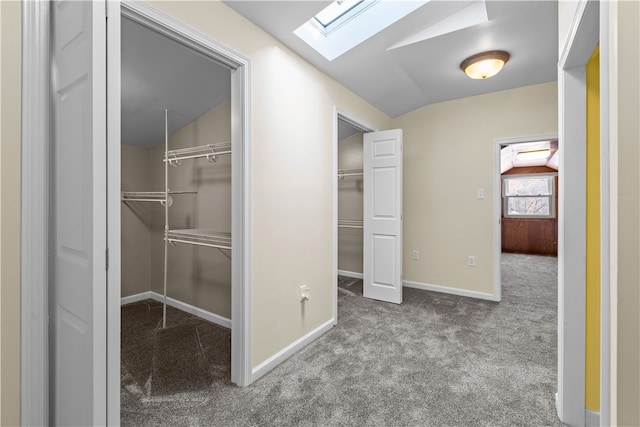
[502, 173, 557, 219]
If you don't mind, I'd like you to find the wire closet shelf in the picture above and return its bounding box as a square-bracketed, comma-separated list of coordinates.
[338, 169, 363, 229]
[120, 190, 197, 206]
[165, 141, 231, 166]
[121, 109, 232, 328]
[167, 229, 232, 250]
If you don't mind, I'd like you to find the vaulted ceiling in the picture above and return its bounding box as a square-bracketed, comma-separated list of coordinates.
[121, 17, 230, 146]
[121, 1, 559, 146]
[225, 0, 558, 117]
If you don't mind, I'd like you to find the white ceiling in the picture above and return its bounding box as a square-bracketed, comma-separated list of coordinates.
[121, 17, 231, 146]
[224, 0, 558, 118]
[338, 119, 364, 140]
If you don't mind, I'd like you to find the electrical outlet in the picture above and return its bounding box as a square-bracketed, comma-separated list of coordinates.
[468, 256, 476, 267]
[412, 250, 420, 260]
[300, 285, 310, 301]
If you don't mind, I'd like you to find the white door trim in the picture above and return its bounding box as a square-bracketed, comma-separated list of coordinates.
[20, 1, 50, 424]
[106, 2, 121, 423]
[557, 0, 601, 425]
[492, 133, 558, 304]
[120, 0, 253, 387]
[599, 1, 612, 424]
[332, 107, 376, 325]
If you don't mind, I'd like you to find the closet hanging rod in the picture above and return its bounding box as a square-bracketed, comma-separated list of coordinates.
[338, 219, 364, 229]
[165, 142, 232, 164]
[121, 191, 197, 203]
[338, 168, 363, 179]
[121, 191, 165, 203]
[168, 238, 232, 250]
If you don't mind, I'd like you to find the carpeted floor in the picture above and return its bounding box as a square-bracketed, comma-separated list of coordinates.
[121, 253, 560, 426]
[121, 300, 232, 402]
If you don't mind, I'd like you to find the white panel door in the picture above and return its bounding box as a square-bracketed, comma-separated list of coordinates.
[51, 1, 108, 425]
[363, 129, 403, 304]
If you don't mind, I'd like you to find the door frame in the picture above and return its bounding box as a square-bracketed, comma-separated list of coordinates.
[332, 107, 376, 324]
[21, 1, 51, 425]
[557, 0, 605, 424]
[120, 0, 253, 388]
[492, 132, 559, 304]
[20, 1, 253, 423]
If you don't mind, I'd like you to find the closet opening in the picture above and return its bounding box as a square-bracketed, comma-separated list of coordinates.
[334, 112, 374, 321]
[118, 7, 248, 417]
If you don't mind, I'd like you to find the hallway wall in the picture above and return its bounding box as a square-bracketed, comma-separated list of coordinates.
[612, 1, 640, 424]
[0, 1, 22, 425]
[393, 82, 558, 296]
[149, 0, 393, 368]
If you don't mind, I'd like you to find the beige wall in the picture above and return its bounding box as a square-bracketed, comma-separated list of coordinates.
[393, 82, 558, 294]
[121, 145, 154, 298]
[0, 1, 21, 425]
[614, 2, 640, 424]
[150, 0, 393, 366]
[338, 133, 364, 274]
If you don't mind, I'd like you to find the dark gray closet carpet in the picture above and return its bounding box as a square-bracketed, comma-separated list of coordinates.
[121, 300, 231, 403]
[121, 253, 560, 426]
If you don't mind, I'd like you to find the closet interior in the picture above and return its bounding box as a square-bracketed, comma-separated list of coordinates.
[337, 119, 365, 279]
[120, 16, 234, 402]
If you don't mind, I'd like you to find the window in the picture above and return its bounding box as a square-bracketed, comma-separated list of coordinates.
[503, 175, 556, 218]
[294, 0, 427, 61]
[314, 0, 366, 29]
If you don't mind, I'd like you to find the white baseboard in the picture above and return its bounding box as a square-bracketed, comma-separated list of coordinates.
[121, 291, 231, 329]
[585, 409, 600, 427]
[337, 270, 363, 279]
[403, 280, 498, 301]
[121, 291, 155, 305]
[251, 318, 335, 383]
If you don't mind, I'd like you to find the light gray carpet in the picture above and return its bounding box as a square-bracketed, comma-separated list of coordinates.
[121, 253, 560, 426]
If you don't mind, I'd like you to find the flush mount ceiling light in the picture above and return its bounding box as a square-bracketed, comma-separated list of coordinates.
[460, 50, 510, 79]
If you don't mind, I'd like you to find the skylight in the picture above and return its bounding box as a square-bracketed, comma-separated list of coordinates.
[294, 0, 429, 61]
[314, 0, 365, 28]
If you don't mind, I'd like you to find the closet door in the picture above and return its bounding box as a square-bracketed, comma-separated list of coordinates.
[363, 129, 403, 304]
[50, 1, 113, 424]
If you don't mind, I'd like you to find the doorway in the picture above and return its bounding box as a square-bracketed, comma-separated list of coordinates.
[333, 111, 374, 323]
[499, 139, 559, 256]
[120, 12, 235, 410]
[20, 1, 252, 424]
[118, 0, 252, 410]
[333, 110, 404, 319]
[493, 134, 558, 302]
[337, 118, 366, 279]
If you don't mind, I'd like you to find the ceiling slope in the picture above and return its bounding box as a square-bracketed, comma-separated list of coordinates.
[224, 0, 558, 117]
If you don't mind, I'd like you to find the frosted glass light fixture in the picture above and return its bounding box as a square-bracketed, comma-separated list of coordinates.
[460, 50, 510, 79]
